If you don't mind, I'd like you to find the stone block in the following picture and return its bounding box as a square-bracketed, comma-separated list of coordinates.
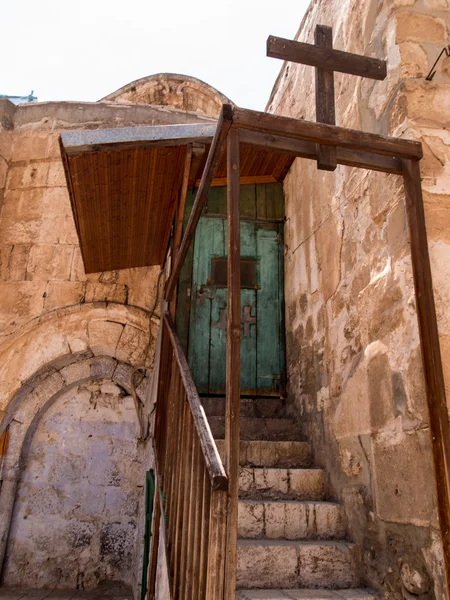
[70, 247, 86, 281]
[60, 359, 92, 385]
[90, 356, 116, 379]
[117, 265, 162, 310]
[7, 162, 50, 190]
[297, 541, 360, 588]
[236, 440, 312, 468]
[239, 500, 345, 540]
[237, 539, 299, 588]
[398, 42, 428, 79]
[373, 429, 438, 525]
[87, 319, 124, 357]
[11, 131, 60, 161]
[395, 11, 447, 43]
[401, 81, 450, 128]
[368, 352, 396, 431]
[387, 201, 408, 260]
[0, 245, 29, 281]
[43, 281, 84, 311]
[26, 244, 74, 281]
[289, 469, 328, 501]
[424, 192, 450, 245]
[238, 500, 265, 538]
[237, 540, 359, 589]
[46, 161, 67, 187]
[239, 466, 327, 501]
[85, 282, 128, 304]
[0, 280, 46, 328]
[116, 323, 149, 365]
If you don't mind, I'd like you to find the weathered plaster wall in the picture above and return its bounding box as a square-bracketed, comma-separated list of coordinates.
[268, 1, 450, 598]
[3, 378, 145, 589]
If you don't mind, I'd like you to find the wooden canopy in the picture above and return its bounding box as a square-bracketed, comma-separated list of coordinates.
[60, 122, 294, 273]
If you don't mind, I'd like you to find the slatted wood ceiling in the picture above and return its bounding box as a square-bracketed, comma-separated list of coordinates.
[65, 145, 187, 273]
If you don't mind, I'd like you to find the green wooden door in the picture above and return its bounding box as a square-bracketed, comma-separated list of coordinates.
[178, 183, 285, 397]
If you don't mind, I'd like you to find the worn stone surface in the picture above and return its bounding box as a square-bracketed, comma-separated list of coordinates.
[267, 0, 450, 598]
[3, 381, 145, 589]
[237, 540, 360, 589]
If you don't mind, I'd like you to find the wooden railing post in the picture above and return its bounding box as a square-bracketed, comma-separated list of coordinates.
[224, 127, 241, 600]
[402, 159, 450, 596]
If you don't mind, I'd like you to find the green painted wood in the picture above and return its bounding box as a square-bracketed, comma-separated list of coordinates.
[240, 185, 257, 219]
[187, 217, 218, 393]
[256, 225, 284, 394]
[239, 222, 257, 393]
[179, 183, 285, 396]
[256, 182, 284, 221]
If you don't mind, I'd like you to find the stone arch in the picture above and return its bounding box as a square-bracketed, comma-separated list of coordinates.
[0, 301, 158, 411]
[0, 352, 152, 587]
[102, 73, 233, 118]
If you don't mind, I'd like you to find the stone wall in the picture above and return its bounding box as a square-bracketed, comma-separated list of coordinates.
[268, 0, 450, 598]
[0, 95, 215, 596]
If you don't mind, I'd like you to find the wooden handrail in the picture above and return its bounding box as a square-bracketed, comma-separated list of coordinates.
[163, 312, 228, 491]
[150, 308, 229, 599]
[165, 104, 233, 301]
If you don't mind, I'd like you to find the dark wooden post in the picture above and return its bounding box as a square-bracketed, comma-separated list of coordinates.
[224, 127, 241, 600]
[315, 25, 337, 171]
[402, 158, 450, 596]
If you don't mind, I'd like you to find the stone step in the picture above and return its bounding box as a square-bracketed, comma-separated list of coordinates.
[202, 396, 287, 418]
[209, 416, 302, 441]
[216, 440, 312, 468]
[237, 540, 360, 589]
[240, 467, 328, 501]
[236, 590, 378, 599]
[238, 500, 346, 540]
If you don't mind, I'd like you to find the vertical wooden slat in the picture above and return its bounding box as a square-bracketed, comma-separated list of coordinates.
[178, 404, 193, 599]
[224, 127, 241, 600]
[402, 159, 450, 595]
[167, 371, 183, 555]
[172, 398, 189, 591]
[171, 146, 193, 320]
[185, 434, 199, 599]
[190, 439, 203, 599]
[315, 24, 337, 171]
[166, 369, 182, 553]
[198, 466, 211, 600]
[205, 490, 228, 599]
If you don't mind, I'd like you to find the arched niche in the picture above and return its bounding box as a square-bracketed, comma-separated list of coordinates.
[0, 353, 152, 591]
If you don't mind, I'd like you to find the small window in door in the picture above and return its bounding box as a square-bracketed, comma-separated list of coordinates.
[210, 257, 258, 289]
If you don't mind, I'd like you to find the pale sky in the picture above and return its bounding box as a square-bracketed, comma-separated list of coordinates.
[1, 0, 310, 111]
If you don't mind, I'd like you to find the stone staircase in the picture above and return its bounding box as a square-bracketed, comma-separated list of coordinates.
[202, 397, 378, 600]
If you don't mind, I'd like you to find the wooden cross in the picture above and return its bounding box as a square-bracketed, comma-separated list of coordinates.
[267, 26, 387, 171]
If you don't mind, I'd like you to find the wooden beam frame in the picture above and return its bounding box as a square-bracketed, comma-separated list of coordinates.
[238, 129, 403, 175]
[315, 25, 337, 171]
[224, 129, 241, 600]
[165, 105, 233, 301]
[267, 35, 387, 80]
[402, 159, 450, 593]
[232, 106, 422, 159]
[163, 104, 449, 597]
